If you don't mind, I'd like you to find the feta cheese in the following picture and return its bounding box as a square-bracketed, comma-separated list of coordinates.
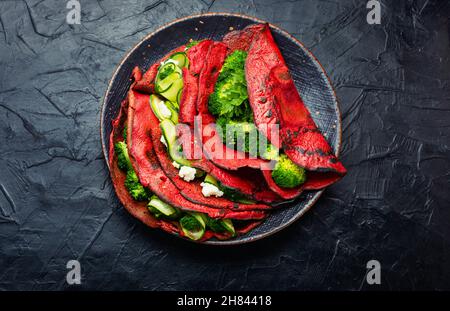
[200, 182, 224, 198]
[172, 161, 180, 169]
[160, 135, 168, 147]
[157, 100, 172, 118]
[178, 166, 196, 182]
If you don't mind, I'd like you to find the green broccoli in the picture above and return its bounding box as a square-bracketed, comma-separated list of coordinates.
[217, 118, 279, 159]
[115, 141, 131, 171]
[271, 154, 307, 188]
[124, 170, 151, 201]
[216, 118, 255, 153]
[208, 50, 251, 121]
[115, 139, 151, 201]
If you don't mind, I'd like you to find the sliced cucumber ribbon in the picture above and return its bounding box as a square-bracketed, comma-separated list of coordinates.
[168, 52, 189, 68]
[159, 119, 191, 167]
[180, 213, 206, 241]
[147, 196, 180, 220]
[155, 55, 186, 103]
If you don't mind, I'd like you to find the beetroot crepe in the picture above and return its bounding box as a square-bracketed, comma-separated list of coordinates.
[107, 22, 346, 242]
[126, 90, 266, 220]
[244, 24, 346, 188]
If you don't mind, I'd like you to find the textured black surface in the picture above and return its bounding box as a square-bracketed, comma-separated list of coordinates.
[0, 0, 449, 290]
[101, 14, 342, 245]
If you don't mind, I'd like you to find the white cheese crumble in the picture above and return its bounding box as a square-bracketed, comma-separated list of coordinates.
[157, 100, 172, 118]
[160, 135, 168, 147]
[200, 182, 224, 198]
[178, 166, 196, 182]
[172, 161, 180, 169]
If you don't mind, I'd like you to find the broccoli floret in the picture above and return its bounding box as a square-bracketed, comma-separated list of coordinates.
[124, 170, 151, 201]
[208, 50, 251, 120]
[115, 141, 131, 171]
[260, 143, 279, 160]
[271, 154, 306, 188]
[216, 118, 257, 155]
[217, 118, 279, 159]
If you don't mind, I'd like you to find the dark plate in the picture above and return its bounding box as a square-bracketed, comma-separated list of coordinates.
[100, 13, 342, 245]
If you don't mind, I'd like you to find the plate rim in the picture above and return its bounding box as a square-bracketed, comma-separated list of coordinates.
[100, 12, 342, 246]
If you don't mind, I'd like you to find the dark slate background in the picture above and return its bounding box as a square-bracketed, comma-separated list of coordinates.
[0, 0, 449, 290]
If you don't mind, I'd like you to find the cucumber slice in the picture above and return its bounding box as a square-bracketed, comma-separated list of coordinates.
[180, 213, 206, 241]
[203, 174, 218, 187]
[148, 196, 180, 219]
[221, 219, 235, 236]
[163, 101, 179, 124]
[150, 94, 172, 121]
[159, 75, 183, 102]
[168, 52, 189, 68]
[176, 88, 183, 107]
[155, 71, 181, 95]
[206, 218, 236, 236]
[160, 119, 191, 167]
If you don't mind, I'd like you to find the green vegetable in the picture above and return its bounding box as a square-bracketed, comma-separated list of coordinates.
[203, 175, 254, 204]
[156, 71, 183, 102]
[157, 62, 180, 82]
[159, 119, 191, 167]
[168, 52, 189, 68]
[203, 174, 218, 187]
[124, 170, 151, 201]
[216, 118, 258, 155]
[220, 185, 255, 204]
[115, 140, 151, 201]
[206, 218, 235, 236]
[180, 213, 206, 240]
[115, 141, 131, 171]
[208, 50, 252, 121]
[148, 195, 181, 219]
[271, 154, 307, 188]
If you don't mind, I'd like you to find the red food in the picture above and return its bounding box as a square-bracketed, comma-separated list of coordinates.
[178, 127, 281, 203]
[244, 24, 346, 189]
[126, 89, 266, 220]
[186, 40, 213, 75]
[196, 41, 228, 121]
[222, 23, 265, 54]
[179, 40, 213, 124]
[146, 100, 273, 211]
[179, 68, 198, 124]
[109, 99, 181, 236]
[133, 45, 186, 94]
[108, 97, 264, 241]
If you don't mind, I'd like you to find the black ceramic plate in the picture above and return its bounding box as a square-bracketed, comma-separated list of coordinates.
[101, 13, 342, 245]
